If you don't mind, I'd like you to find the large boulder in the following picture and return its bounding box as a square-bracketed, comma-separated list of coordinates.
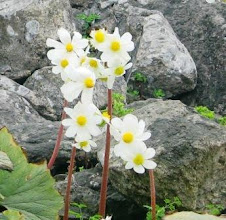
[132, 11, 197, 97]
[0, 0, 74, 81]
[132, 0, 226, 114]
[97, 99, 226, 210]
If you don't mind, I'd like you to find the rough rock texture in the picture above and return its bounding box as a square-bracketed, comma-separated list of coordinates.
[0, 0, 74, 80]
[163, 212, 226, 220]
[134, 0, 226, 115]
[0, 89, 74, 171]
[56, 166, 145, 220]
[97, 99, 226, 210]
[24, 67, 127, 120]
[0, 75, 57, 120]
[133, 12, 197, 97]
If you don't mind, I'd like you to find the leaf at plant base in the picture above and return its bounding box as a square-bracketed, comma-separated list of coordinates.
[3, 209, 24, 220]
[0, 127, 63, 220]
[0, 151, 13, 171]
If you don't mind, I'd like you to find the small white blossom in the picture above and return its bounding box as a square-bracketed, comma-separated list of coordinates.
[60, 67, 96, 103]
[106, 59, 132, 89]
[123, 147, 157, 174]
[90, 28, 108, 51]
[46, 28, 88, 56]
[72, 137, 97, 152]
[100, 27, 134, 64]
[110, 114, 151, 157]
[62, 102, 102, 139]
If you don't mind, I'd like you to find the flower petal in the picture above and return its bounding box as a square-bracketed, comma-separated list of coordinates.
[144, 148, 156, 159]
[65, 126, 77, 137]
[143, 160, 157, 170]
[58, 28, 71, 44]
[46, 38, 64, 49]
[133, 165, 145, 174]
[125, 162, 134, 169]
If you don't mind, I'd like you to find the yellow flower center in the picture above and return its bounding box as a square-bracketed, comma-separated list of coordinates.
[66, 43, 73, 52]
[80, 57, 86, 65]
[122, 132, 134, 143]
[111, 41, 121, 52]
[80, 141, 88, 148]
[133, 154, 144, 165]
[95, 31, 105, 43]
[76, 115, 87, 126]
[114, 66, 124, 76]
[84, 77, 95, 88]
[89, 59, 98, 68]
[102, 111, 110, 120]
[61, 59, 69, 68]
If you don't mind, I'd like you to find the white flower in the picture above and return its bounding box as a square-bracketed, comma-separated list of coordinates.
[72, 137, 97, 152]
[83, 57, 106, 78]
[110, 114, 151, 157]
[60, 67, 96, 102]
[47, 51, 79, 81]
[46, 28, 88, 56]
[78, 46, 90, 66]
[206, 0, 215, 3]
[106, 59, 132, 89]
[62, 102, 102, 139]
[90, 28, 108, 51]
[123, 147, 157, 174]
[100, 27, 134, 64]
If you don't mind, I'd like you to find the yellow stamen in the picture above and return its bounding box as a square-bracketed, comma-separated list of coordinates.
[114, 66, 124, 76]
[89, 59, 98, 68]
[111, 41, 121, 51]
[61, 59, 69, 68]
[133, 154, 144, 165]
[122, 132, 134, 143]
[95, 31, 105, 43]
[102, 111, 110, 120]
[80, 141, 88, 148]
[84, 77, 95, 88]
[80, 57, 86, 65]
[66, 43, 73, 52]
[77, 115, 87, 126]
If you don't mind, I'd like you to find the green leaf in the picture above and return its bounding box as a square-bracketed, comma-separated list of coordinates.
[2, 210, 24, 220]
[0, 127, 63, 220]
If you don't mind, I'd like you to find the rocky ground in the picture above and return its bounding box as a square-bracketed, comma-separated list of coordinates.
[0, 0, 226, 219]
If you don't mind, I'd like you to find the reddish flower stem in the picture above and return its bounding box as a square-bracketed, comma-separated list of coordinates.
[149, 169, 156, 220]
[63, 146, 76, 220]
[48, 100, 68, 169]
[98, 89, 113, 217]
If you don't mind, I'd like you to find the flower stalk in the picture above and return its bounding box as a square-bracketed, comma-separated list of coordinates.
[63, 146, 76, 220]
[48, 100, 68, 169]
[149, 169, 156, 220]
[98, 89, 112, 217]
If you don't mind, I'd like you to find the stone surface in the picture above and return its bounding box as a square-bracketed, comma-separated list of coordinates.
[0, 0, 74, 80]
[56, 166, 145, 220]
[132, 11, 197, 98]
[24, 67, 127, 120]
[133, 0, 226, 114]
[97, 99, 226, 210]
[163, 211, 226, 220]
[0, 75, 57, 120]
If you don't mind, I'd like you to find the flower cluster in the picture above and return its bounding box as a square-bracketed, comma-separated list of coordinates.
[46, 27, 156, 173]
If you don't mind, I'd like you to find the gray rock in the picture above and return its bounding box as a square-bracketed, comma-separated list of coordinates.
[0, 0, 74, 80]
[56, 166, 145, 219]
[0, 89, 72, 166]
[0, 75, 58, 120]
[163, 212, 226, 220]
[97, 99, 226, 210]
[24, 67, 127, 120]
[133, 11, 197, 97]
[133, 0, 226, 114]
